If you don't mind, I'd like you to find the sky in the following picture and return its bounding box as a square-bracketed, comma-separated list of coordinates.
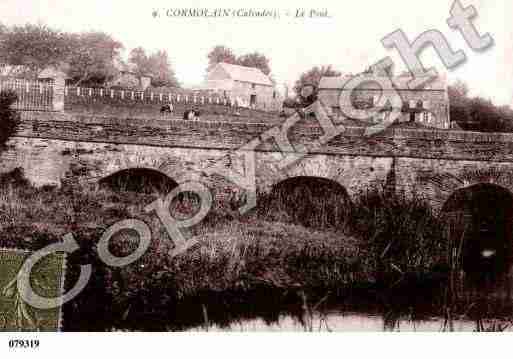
[1, 0, 512, 104]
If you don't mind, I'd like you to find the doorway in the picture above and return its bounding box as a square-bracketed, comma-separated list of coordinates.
[250, 94, 257, 108]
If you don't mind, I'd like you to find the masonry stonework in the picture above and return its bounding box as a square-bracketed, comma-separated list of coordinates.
[4, 111, 513, 215]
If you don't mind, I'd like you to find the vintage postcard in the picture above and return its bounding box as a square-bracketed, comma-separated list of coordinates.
[0, 0, 512, 345]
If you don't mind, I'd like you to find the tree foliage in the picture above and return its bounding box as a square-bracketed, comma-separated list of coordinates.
[293, 65, 341, 95]
[207, 45, 237, 72]
[237, 52, 271, 75]
[449, 80, 513, 132]
[0, 24, 73, 78]
[206, 45, 272, 76]
[129, 47, 180, 87]
[0, 23, 180, 88]
[67, 31, 123, 86]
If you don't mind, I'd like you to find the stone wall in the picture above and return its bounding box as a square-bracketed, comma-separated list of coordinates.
[5, 111, 513, 214]
[0, 137, 391, 206]
[16, 112, 513, 162]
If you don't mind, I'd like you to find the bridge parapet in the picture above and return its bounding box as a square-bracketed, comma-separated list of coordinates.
[15, 111, 513, 163]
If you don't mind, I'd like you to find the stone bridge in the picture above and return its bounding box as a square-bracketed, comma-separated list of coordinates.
[3, 110, 513, 214]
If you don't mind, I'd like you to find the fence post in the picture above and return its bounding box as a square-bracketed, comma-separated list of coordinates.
[52, 74, 66, 112]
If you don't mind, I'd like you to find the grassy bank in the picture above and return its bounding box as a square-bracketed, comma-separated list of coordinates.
[0, 169, 508, 330]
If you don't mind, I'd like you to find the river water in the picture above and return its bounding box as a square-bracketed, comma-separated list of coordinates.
[188, 312, 510, 332]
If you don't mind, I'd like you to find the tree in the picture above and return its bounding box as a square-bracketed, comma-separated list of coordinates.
[207, 45, 236, 72]
[237, 52, 271, 75]
[0, 23, 6, 39]
[129, 48, 180, 87]
[448, 80, 471, 127]
[448, 79, 513, 132]
[67, 31, 123, 86]
[450, 79, 469, 98]
[293, 65, 341, 95]
[0, 90, 19, 152]
[0, 24, 73, 78]
[128, 47, 148, 72]
[148, 50, 180, 87]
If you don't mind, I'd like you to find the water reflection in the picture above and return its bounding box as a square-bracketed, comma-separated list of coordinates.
[189, 312, 511, 332]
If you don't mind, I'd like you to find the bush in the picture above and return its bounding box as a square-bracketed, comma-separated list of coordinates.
[351, 188, 447, 277]
[0, 90, 19, 150]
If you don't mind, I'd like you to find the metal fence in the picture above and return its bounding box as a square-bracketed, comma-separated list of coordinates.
[0, 79, 54, 111]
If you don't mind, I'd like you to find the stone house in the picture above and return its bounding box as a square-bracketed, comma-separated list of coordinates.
[38, 65, 71, 83]
[318, 72, 450, 129]
[204, 62, 280, 110]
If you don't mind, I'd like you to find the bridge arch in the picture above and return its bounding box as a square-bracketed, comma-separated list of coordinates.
[441, 183, 513, 279]
[98, 168, 178, 194]
[262, 176, 352, 228]
[418, 166, 513, 214]
[255, 154, 392, 200]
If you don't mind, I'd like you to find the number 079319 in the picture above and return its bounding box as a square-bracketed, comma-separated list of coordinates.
[8, 339, 40, 349]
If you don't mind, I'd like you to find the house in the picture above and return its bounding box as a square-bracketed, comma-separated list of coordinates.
[38, 64, 71, 83]
[108, 62, 152, 91]
[318, 72, 450, 129]
[204, 62, 280, 110]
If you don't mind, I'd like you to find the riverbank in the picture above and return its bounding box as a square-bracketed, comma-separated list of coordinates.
[0, 169, 511, 331]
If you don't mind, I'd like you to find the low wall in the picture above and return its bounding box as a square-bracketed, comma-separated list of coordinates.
[16, 112, 513, 162]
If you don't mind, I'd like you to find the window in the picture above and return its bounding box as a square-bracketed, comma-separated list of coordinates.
[251, 83, 256, 89]
[273, 91, 277, 99]
[423, 111, 430, 123]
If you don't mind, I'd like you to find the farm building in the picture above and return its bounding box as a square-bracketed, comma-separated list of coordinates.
[108, 62, 152, 91]
[319, 72, 450, 129]
[204, 62, 281, 110]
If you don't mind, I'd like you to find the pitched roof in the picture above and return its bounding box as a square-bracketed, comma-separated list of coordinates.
[319, 73, 447, 91]
[214, 62, 273, 86]
[38, 64, 71, 80]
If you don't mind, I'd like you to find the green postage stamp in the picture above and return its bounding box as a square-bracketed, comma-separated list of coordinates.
[0, 248, 67, 332]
